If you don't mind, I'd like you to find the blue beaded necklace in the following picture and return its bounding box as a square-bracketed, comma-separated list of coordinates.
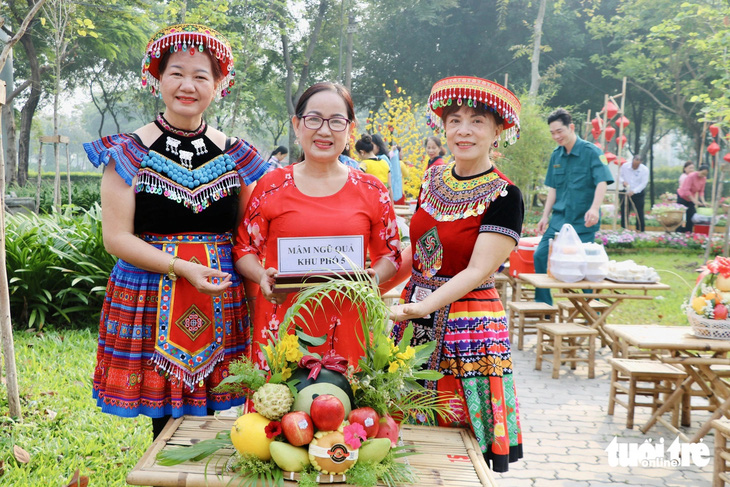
[134, 117, 240, 213]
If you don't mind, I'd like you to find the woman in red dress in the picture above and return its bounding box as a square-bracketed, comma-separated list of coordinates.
[391, 76, 524, 472]
[234, 83, 401, 368]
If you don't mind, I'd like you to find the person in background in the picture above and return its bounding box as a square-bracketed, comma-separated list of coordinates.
[678, 161, 695, 187]
[84, 24, 269, 439]
[534, 108, 614, 305]
[356, 133, 392, 193]
[391, 76, 524, 473]
[338, 141, 361, 170]
[619, 155, 649, 232]
[424, 136, 446, 170]
[265, 145, 288, 172]
[372, 133, 405, 205]
[234, 82, 401, 368]
[677, 164, 709, 233]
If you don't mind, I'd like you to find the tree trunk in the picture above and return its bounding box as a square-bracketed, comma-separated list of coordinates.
[648, 108, 656, 207]
[282, 0, 329, 159]
[1, 104, 18, 185]
[16, 31, 43, 187]
[528, 0, 547, 98]
[53, 62, 61, 209]
[0, 83, 22, 419]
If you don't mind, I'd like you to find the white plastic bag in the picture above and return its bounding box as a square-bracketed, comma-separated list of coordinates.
[549, 223, 586, 282]
[583, 242, 609, 282]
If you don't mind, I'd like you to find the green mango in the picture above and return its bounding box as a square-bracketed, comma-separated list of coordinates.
[357, 438, 391, 464]
[269, 441, 310, 472]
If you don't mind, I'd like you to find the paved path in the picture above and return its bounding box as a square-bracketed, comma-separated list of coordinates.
[494, 334, 715, 486]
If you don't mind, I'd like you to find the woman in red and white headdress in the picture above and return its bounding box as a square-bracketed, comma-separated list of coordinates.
[84, 24, 269, 439]
[391, 76, 524, 472]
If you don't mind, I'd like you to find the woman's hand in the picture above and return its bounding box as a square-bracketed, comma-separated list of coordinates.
[177, 260, 233, 297]
[390, 302, 427, 322]
[259, 267, 287, 305]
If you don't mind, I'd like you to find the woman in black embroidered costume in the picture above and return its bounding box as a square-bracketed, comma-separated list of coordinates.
[83, 24, 268, 439]
[390, 76, 524, 472]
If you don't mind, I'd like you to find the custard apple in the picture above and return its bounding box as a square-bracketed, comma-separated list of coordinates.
[252, 383, 294, 420]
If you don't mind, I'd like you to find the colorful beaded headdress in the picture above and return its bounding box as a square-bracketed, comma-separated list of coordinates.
[427, 76, 521, 146]
[141, 24, 235, 100]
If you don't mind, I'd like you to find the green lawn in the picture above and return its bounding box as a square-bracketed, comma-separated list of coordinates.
[0, 329, 150, 486]
[0, 250, 708, 485]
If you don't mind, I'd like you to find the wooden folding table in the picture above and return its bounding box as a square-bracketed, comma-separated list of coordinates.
[605, 324, 730, 443]
[517, 273, 670, 344]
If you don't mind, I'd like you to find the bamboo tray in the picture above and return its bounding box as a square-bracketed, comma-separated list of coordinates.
[126, 415, 498, 487]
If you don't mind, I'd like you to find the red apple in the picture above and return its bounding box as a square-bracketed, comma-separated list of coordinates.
[310, 394, 345, 432]
[280, 411, 314, 446]
[375, 415, 399, 447]
[348, 407, 381, 438]
[715, 304, 729, 320]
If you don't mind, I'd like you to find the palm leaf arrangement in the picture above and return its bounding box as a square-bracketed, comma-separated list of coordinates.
[157, 267, 458, 486]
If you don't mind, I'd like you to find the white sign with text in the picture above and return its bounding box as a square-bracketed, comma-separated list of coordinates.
[277, 235, 364, 275]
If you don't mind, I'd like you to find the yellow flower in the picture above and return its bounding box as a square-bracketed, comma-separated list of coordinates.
[281, 367, 292, 381]
[396, 347, 415, 361]
[388, 361, 400, 373]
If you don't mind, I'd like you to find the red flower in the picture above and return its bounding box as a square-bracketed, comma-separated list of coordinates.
[265, 420, 282, 439]
[707, 256, 730, 278]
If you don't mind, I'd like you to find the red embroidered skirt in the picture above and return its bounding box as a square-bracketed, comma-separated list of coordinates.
[92, 233, 249, 418]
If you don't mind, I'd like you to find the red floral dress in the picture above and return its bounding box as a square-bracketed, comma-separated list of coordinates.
[234, 166, 401, 367]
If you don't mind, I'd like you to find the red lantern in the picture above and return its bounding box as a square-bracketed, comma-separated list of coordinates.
[605, 151, 617, 163]
[604, 126, 616, 142]
[594, 142, 603, 150]
[708, 141, 721, 156]
[603, 101, 618, 119]
[618, 157, 627, 165]
[591, 128, 601, 140]
[616, 135, 627, 148]
[591, 117, 603, 132]
[709, 124, 720, 138]
[724, 153, 730, 163]
[615, 116, 630, 129]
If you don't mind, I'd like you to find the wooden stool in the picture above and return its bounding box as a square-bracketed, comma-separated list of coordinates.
[535, 323, 598, 379]
[558, 299, 610, 323]
[494, 273, 509, 309]
[607, 358, 687, 429]
[506, 302, 559, 351]
[679, 364, 730, 427]
[713, 419, 730, 486]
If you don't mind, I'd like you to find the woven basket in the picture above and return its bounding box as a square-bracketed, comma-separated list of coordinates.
[687, 280, 730, 339]
[687, 309, 730, 340]
[656, 209, 685, 232]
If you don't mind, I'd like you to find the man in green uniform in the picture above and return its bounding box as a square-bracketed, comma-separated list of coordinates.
[534, 108, 614, 305]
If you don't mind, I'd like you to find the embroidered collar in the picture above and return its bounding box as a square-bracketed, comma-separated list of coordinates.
[156, 113, 206, 137]
[419, 163, 509, 221]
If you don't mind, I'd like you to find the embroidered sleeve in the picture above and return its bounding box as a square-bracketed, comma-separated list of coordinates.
[368, 177, 402, 271]
[479, 184, 524, 244]
[83, 134, 145, 186]
[227, 139, 270, 185]
[233, 181, 269, 263]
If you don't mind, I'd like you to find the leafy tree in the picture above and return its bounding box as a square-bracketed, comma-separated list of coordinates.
[499, 93, 555, 211]
[587, 0, 723, 155]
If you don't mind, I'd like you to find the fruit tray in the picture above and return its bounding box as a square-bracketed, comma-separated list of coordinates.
[126, 415, 498, 486]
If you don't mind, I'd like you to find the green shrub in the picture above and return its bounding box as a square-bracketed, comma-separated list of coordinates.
[7, 179, 101, 213]
[5, 204, 115, 329]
